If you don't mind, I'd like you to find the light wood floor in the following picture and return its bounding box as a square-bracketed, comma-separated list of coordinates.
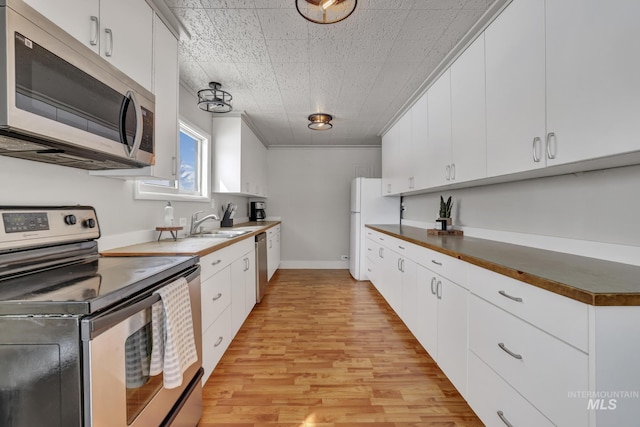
[199, 269, 483, 427]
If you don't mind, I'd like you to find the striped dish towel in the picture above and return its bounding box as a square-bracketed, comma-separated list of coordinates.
[149, 277, 198, 389]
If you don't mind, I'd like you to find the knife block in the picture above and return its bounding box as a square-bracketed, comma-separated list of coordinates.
[221, 218, 233, 228]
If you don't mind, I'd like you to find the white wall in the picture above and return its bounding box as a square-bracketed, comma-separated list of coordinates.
[267, 146, 381, 268]
[402, 164, 640, 261]
[0, 84, 248, 250]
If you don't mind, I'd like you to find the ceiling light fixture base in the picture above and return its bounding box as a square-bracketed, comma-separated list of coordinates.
[296, 0, 357, 25]
[308, 113, 333, 130]
[197, 82, 233, 113]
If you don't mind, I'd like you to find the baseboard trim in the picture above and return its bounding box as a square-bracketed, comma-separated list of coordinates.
[279, 260, 349, 269]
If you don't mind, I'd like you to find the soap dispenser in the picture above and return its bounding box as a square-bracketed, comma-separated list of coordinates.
[164, 201, 174, 226]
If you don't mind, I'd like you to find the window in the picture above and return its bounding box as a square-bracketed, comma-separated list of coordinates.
[136, 119, 210, 201]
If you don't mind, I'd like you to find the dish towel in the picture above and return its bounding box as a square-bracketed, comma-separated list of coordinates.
[149, 277, 198, 389]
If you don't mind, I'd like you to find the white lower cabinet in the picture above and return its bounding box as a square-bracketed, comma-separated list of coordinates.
[468, 352, 554, 427]
[200, 238, 256, 385]
[469, 294, 588, 426]
[267, 225, 281, 281]
[230, 248, 256, 336]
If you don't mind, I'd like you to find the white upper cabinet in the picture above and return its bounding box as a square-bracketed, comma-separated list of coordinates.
[381, 111, 411, 195]
[545, 0, 640, 166]
[485, 0, 546, 177]
[90, 14, 178, 179]
[24, 0, 153, 91]
[450, 33, 487, 183]
[426, 70, 452, 187]
[410, 93, 429, 190]
[212, 117, 268, 197]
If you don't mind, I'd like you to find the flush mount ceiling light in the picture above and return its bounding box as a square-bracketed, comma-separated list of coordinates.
[308, 113, 333, 130]
[296, 0, 357, 24]
[197, 82, 233, 113]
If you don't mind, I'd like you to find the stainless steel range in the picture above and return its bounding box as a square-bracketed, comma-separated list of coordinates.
[0, 206, 203, 427]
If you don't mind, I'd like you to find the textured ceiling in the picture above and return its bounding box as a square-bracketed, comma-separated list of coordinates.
[166, 0, 503, 146]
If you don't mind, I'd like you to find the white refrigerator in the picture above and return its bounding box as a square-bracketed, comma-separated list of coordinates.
[349, 177, 400, 280]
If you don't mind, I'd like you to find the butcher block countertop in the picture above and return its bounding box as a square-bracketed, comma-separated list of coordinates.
[101, 221, 280, 258]
[367, 224, 640, 306]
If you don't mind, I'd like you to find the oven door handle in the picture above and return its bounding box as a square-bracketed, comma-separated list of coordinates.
[82, 266, 200, 340]
[83, 292, 160, 340]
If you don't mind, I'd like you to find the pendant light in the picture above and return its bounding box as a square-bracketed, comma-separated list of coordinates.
[197, 82, 233, 113]
[308, 113, 333, 130]
[296, 0, 357, 25]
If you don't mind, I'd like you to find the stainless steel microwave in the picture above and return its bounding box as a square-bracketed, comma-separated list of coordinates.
[0, 0, 155, 170]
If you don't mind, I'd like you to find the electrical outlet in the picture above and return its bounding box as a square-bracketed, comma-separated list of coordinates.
[341, 255, 349, 261]
[179, 217, 187, 226]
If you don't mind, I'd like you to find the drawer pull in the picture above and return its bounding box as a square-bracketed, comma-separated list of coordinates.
[212, 293, 223, 301]
[431, 260, 442, 266]
[211, 259, 222, 266]
[497, 410, 514, 427]
[498, 342, 523, 360]
[214, 336, 224, 347]
[398, 245, 405, 250]
[499, 290, 523, 302]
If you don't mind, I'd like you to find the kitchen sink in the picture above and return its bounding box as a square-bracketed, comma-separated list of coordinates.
[188, 230, 252, 238]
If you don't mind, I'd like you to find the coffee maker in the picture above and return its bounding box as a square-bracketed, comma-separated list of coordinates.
[250, 201, 266, 222]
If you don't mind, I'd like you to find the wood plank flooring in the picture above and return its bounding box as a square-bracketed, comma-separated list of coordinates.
[199, 269, 483, 427]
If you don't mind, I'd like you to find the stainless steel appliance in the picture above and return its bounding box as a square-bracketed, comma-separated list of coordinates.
[0, 0, 155, 170]
[249, 202, 266, 222]
[0, 206, 203, 427]
[255, 232, 268, 302]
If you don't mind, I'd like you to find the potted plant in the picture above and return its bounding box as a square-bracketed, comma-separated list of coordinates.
[438, 196, 453, 229]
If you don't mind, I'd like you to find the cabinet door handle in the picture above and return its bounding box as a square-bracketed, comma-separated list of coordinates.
[214, 336, 224, 347]
[397, 258, 402, 272]
[90, 16, 99, 46]
[497, 410, 514, 427]
[104, 28, 113, 57]
[498, 342, 523, 360]
[445, 164, 451, 181]
[400, 259, 405, 272]
[450, 163, 456, 180]
[212, 293, 223, 301]
[436, 281, 442, 299]
[498, 290, 523, 303]
[532, 137, 542, 162]
[211, 259, 222, 266]
[430, 277, 437, 295]
[244, 258, 249, 271]
[431, 260, 442, 266]
[546, 131, 557, 159]
[379, 248, 384, 258]
[387, 183, 391, 193]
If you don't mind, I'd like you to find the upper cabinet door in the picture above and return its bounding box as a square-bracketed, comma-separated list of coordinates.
[100, 0, 153, 90]
[426, 70, 452, 188]
[485, 0, 546, 177]
[411, 93, 430, 190]
[546, 0, 640, 166]
[450, 33, 487, 184]
[24, 0, 100, 54]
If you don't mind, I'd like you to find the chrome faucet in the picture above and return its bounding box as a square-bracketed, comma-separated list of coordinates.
[189, 211, 220, 235]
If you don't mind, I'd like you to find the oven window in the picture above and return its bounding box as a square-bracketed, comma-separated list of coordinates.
[124, 313, 163, 425]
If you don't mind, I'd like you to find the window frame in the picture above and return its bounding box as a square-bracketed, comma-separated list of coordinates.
[135, 118, 210, 202]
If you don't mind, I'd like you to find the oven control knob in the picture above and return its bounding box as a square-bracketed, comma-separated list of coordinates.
[64, 214, 77, 225]
[84, 218, 96, 229]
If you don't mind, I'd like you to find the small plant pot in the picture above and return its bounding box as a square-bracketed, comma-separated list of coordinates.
[437, 217, 452, 230]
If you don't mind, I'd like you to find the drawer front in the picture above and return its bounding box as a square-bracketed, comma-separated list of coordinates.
[365, 237, 382, 263]
[468, 352, 554, 427]
[469, 295, 588, 426]
[201, 267, 232, 332]
[420, 247, 467, 288]
[202, 307, 231, 384]
[386, 236, 424, 268]
[468, 264, 588, 351]
[200, 238, 254, 281]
